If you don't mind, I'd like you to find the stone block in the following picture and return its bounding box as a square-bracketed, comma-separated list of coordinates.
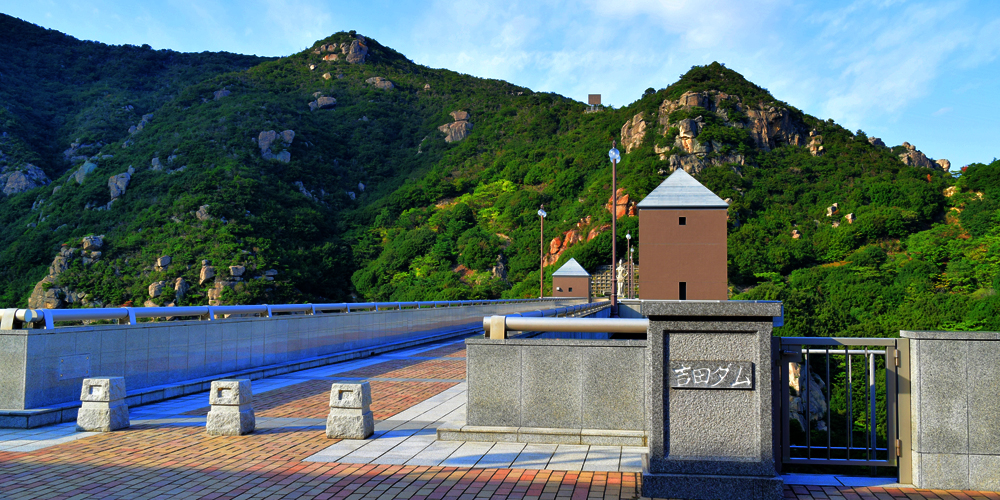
[209, 379, 253, 406]
[329, 382, 371, 409]
[641, 471, 783, 500]
[917, 340, 968, 454]
[79, 377, 127, 402]
[206, 379, 254, 436]
[466, 343, 521, 427]
[521, 345, 582, 429]
[325, 407, 373, 439]
[914, 452, 969, 490]
[580, 346, 644, 430]
[967, 341, 1000, 455]
[969, 454, 1000, 491]
[76, 377, 129, 432]
[207, 405, 256, 436]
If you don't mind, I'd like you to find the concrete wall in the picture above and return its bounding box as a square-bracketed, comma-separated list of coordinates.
[0, 299, 584, 413]
[902, 330, 1000, 491]
[465, 338, 646, 431]
[552, 276, 590, 301]
[638, 209, 728, 300]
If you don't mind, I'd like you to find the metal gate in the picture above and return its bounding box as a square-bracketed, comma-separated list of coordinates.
[773, 337, 911, 481]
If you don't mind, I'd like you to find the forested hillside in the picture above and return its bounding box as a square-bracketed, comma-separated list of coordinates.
[1, 14, 996, 337]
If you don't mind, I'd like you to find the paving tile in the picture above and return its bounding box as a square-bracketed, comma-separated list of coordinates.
[439, 441, 495, 467]
[545, 444, 590, 471]
[582, 446, 621, 471]
[475, 442, 527, 469]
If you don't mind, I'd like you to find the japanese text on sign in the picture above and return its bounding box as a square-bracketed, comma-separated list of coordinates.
[668, 361, 753, 390]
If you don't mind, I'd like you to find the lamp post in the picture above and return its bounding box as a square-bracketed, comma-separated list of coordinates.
[625, 232, 631, 299]
[629, 246, 635, 299]
[538, 205, 547, 299]
[609, 142, 620, 316]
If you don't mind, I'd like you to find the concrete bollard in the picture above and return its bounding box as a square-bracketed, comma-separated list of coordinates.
[206, 379, 255, 436]
[326, 382, 374, 439]
[77, 377, 130, 432]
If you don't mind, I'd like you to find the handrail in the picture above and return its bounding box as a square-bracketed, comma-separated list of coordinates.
[482, 303, 626, 339]
[1, 297, 570, 330]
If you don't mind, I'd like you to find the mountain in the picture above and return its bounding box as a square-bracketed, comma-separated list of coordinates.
[1, 14, 998, 337]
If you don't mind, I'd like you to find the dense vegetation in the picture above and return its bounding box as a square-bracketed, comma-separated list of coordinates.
[0, 14, 997, 341]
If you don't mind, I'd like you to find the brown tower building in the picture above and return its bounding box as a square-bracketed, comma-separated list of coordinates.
[551, 258, 592, 301]
[637, 169, 729, 300]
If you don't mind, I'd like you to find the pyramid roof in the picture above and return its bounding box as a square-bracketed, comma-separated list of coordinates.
[552, 258, 590, 277]
[636, 168, 729, 209]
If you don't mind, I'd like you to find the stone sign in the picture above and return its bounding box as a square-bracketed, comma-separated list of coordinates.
[668, 361, 754, 389]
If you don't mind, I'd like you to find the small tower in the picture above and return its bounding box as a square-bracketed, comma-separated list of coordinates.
[551, 258, 591, 301]
[636, 169, 729, 300]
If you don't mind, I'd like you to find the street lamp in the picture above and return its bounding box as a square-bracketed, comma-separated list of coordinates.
[629, 246, 635, 299]
[538, 205, 547, 299]
[609, 142, 620, 316]
[625, 232, 631, 299]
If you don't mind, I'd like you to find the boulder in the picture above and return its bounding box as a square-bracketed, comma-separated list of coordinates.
[620, 112, 647, 153]
[229, 265, 245, 277]
[156, 255, 171, 270]
[258, 130, 277, 153]
[28, 276, 64, 309]
[322, 54, 338, 61]
[281, 130, 295, 144]
[936, 159, 951, 171]
[808, 135, 825, 156]
[82, 235, 103, 251]
[275, 151, 291, 163]
[365, 76, 394, 89]
[108, 172, 131, 199]
[199, 265, 216, 285]
[148, 281, 167, 298]
[150, 157, 163, 171]
[322, 72, 332, 80]
[845, 213, 856, 224]
[450, 110, 469, 121]
[358, 182, 365, 192]
[309, 96, 337, 111]
[2, 164, 51, 196]
[826, 203, 839, 217]
[868, 137, 886, 148]
[196, 205, 212, 221]
[213, 89, 231, 100]
[791, 229, 802, 239]
[74, 161, 98, 184]
[174, 277, 189, 299]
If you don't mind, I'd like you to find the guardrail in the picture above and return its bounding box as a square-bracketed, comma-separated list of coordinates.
[483, 312, 647, 339]
[0, 298, 566, 330]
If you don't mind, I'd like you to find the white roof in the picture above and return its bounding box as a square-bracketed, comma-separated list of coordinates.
[552, 258, 590, 277]
[636, 168, 729, 209]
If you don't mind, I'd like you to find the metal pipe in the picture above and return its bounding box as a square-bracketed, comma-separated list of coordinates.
[483, 316, 648, 334]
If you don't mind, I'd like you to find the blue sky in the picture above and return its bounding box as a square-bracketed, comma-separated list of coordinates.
[4, 0, 999, 170]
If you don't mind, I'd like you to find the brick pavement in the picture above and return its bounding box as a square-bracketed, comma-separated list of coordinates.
[0, 337, 997, 499]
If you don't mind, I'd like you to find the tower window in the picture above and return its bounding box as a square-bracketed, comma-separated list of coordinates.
[679, 216, 687, 225]
[679, 282, 687, 300]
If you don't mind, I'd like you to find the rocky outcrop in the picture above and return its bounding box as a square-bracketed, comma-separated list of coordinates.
[365, 77, 394, 89]
[868, 136, 886, 148]
[605, 188, 636, 219]
[667, 153, 745, 174]
[791, 229, 802, 239]
[62, 140, 104, 162]
[620, 113, 647, 153]
[936, 159, 951, 171]
[826, 203, 839, 217]
[28, 237, 105, 309]
[151, 157, 163, 171]
[1, 164, 50, 196]
[322, 54, 339, 61]
[845, 213, 856, 224]
[343, 36, 368, 64]
[744, 103, 806, 151]
[309, 96, 337, 111]
[258, 130, 295, 161]
[213, 89, 231, 100]
[108, 172, 130, 199]
[808, 131, 824, 156]
[789, 362, 828, 432]
[128, 114, 153, 135]
[898, 142, 943, 170]
[543, 215, 608, 267]
[438, 111, 473, 143]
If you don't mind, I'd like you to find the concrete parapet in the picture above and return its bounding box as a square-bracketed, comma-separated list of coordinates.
[206, 379, 254, 436]
[326, 382, 374, 439]
[902, 330, 1000, 491]
[642, 300, 782, 500]
[76, 377, 129, 432]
